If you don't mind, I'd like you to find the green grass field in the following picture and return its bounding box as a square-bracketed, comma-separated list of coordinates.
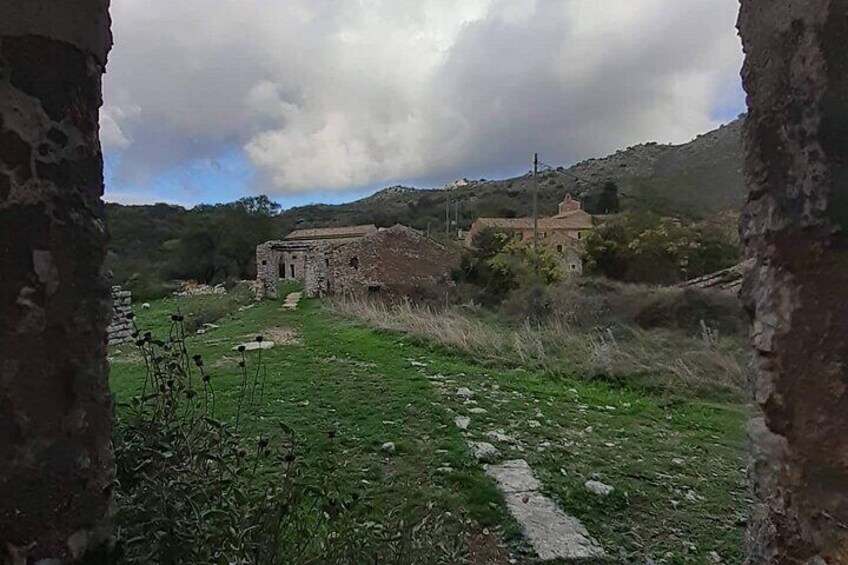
[109, 289, 748, 564]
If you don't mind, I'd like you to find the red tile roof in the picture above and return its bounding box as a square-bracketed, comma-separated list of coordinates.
[472, 210, 594, 231]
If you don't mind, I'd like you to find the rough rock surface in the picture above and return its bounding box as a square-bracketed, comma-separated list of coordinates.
[107, 285, 135, 345]
[485, 460, 605, 561]
[738, 2, 848, 562]
[455, 416, 470, 431]
[467, 441, 500, 462]
[0, 2, 115, 561]
[584, 480, 614, 497]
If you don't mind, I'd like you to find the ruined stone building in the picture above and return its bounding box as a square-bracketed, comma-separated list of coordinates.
[465, 194, 597, 273]
[256, 225, 459, 300]
[255, 224, 377, 298]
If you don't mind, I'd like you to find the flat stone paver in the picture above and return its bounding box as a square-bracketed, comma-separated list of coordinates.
[282, 292, 302, 310]
[485, 460, 605, 561]
[232, 341, 275, 351]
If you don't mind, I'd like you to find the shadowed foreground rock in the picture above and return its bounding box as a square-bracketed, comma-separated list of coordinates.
[0, 1, 115, 562]
[739, 1, 848, 562]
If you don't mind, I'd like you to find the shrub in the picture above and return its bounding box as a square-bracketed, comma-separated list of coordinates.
[582, 212, 739, 285]
[328, 295, 750, 398]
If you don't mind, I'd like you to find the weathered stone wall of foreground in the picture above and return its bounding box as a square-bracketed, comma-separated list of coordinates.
[0, 1, 115, 562]
[107, 286, 134, 346]
[739, 1, 848, 562]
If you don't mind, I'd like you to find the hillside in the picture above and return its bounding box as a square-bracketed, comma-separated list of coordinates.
[104, 117, 744, 293]
[275, 116, 744, 235]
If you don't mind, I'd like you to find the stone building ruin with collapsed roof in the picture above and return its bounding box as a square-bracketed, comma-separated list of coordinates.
[465, 193, 599, 273]
[256, 224, 459, 301]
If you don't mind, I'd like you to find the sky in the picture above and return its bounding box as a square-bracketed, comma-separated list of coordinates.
[101, 0, 746, 209]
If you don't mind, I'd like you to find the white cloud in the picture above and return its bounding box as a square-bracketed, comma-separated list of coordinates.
[103, 0, 743, 195]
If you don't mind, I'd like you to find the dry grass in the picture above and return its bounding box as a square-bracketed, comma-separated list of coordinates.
[328, 297, 750, 397]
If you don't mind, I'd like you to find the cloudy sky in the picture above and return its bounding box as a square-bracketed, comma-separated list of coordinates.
[101, 0, 745, 208]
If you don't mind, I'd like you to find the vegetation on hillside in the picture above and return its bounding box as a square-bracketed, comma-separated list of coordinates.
[107, 196, 279, 299]
[582, 211, 740, 285]
[453, 229, 563, 307]
[105, 118, 744, 298]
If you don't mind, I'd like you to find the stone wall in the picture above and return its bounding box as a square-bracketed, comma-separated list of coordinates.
[256, 241, 284, 299]
[738, 1, 848, 562]
[326, 225, 460, 300]
[0, 1, 115, 560]
[107, 286, 134, 345]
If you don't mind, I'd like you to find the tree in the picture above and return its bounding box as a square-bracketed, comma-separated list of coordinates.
[456, 229, 562, 303]
[582, 212, 739, 284]
[586, 181, 620, 214]
[0, 2, 116, 561]
[169, 196, 280, 284]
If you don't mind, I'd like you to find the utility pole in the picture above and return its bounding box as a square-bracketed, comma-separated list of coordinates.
[445, 192, 450, 240]
[532, 152, 539, 249]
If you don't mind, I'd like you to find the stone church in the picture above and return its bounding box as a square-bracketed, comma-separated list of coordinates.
[465, 194, 598, 273]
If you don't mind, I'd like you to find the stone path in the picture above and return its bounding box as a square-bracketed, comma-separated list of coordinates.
[282, 291, 302, 310]
[416, 363, 606, 562]
[485, 460, 606, 561]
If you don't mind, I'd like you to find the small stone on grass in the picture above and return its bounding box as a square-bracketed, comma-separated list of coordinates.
[468, 441, 500, 462]
[585, 480, 614, 496]
[456, 387, 474, 399]
[455, 416, 471, 431]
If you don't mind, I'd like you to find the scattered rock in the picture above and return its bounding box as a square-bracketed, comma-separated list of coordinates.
[409, 360, 428, 368]
[468, 441, 500, 462]
[585, 480, 615, 497]
[685, 490, 701, 502]
[436, 466, 453, 474]
[671, 458, 686, 467]
[202, 323, 221, 329]
[707, 551, 723, 563]
[456, 387, 474, 399]
[527, 420, 541, 428]
[381, 442, 396, 453]
[174, 282, 227, 297]
[469, 407, 488, 414]
[455, 416, 471, 431]
[141, 302, 151, 309]
[484, 430, 516, 444]
[232, 341, 275, 351]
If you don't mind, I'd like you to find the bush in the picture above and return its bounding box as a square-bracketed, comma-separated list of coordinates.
[633, 288, 746, 336]
[455, 229, 562, 305]
[582, 212, 739, 285]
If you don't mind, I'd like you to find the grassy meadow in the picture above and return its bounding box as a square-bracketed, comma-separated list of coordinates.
[109, 287, 749, 564]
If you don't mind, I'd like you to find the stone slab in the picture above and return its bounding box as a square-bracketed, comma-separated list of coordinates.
[485, 459, 605, 561]
[502, 491, 605, 561]
[484, 459, 540, 493]
[232, 341, 275, 351]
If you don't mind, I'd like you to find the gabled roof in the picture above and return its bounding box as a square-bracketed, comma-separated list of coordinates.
[285, 224, 377, 241]
[473, 210, 594, 231]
